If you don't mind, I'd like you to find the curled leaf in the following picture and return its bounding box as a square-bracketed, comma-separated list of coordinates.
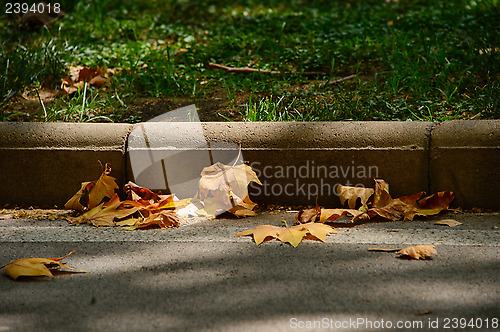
[397, 245, 437, 260]
[1, 251, 87, 280]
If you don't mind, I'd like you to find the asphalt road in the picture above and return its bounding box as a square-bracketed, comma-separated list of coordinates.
[0, 211, 499, 332]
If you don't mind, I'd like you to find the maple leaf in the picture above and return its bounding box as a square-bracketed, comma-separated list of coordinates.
[336, 184, 374, 210]
[349, 179, 454, 222]
[235, 222, 338, 247]
[397, 245, 437, 260]
[70, 194, 140, 227]
[300, 222, 340, 242]
[117, 210, 181, 230]
[198, 161, 261, 217]
[64, 181, 93, 211]
[295, 204, 321, 223]
[234, 225, 282, 245]
[87, 162, 119, 209]
[319, 208, 365, 223]
[1, 251, 87, 280]
[416, 191, 455, 216]
[277, 226, 309, 247]
[227, 195, 259, 217]
[65, 162, 118, 211]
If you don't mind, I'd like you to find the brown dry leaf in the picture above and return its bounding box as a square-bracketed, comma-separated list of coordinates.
[235, 222, 338, 247]
[357, 179, 454, 222]
[198, 162, 262, 217]
[70, 194, 141, 227]
[64, 181, 93, 211]
[417, 191, 455, 216]
[227, 195, 259, 217]
[124, 181, 161, 204]
[434, 219, 462, 227]
[320, 208, 364, 223]
[336, 185, 374, 210]
[1, 251, 87, 280]
[87, 162, 119, 209]
[117, 210, 181, 230]
[295, 204, 321, 223]
[65, 162, 119, 211]
[397, 245, 437, 260]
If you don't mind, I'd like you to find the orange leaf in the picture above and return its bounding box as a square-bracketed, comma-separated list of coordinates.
[88, 162, 119, 209]
[1, 251, 87, 280]
[70, 194, 140, 227]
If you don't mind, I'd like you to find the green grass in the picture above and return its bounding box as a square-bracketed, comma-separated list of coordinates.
[1, 0, 499, 122]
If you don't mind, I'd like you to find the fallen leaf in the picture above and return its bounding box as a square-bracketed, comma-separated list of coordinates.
[277, 226, 309, 247]
[300, 222, 340, 242]
[70, 194, 140, 227]
[320, 208, 364, 223]
[396, 245, 437, 260]
[417, 191, 455, 216]
[295, 204, 321, 223]
[1, 251, 86, 280]
[64, 181, 93, 211]
[117, 210, 181, 230]
[227, 195, 259, 217]
[434, 219, 462, 227]
[87, 162, 119, 209]
[65, 162, 118, 211]
[336, 185, 374, 210]
[198, 161, 262, 217]
[235, 222, 338, 247]
[234, 225, 282, 245]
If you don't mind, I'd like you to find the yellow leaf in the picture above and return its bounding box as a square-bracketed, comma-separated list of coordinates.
[396, 245, 437, 260]
[235, 225, 281, 245]
[299, 222, 339, 242]
[277, 227, 308, 248]
[235, 222, 339, 247]
[1, 251, 87, 280]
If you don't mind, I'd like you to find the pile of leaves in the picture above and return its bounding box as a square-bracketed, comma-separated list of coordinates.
[236, 179, 454, 248]
[64, 161, 262, 229]
[296, 179, 454, 224]
[61, 66, 115, 95]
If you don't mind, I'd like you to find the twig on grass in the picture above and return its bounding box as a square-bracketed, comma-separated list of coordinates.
[208, 62, 324, 77]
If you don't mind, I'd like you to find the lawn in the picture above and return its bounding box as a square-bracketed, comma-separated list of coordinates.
[1, 0, 498, 122]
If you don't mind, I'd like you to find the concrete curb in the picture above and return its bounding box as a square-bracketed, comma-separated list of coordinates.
[0, 123, 133, 207]
[0, 120, 498, 208]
